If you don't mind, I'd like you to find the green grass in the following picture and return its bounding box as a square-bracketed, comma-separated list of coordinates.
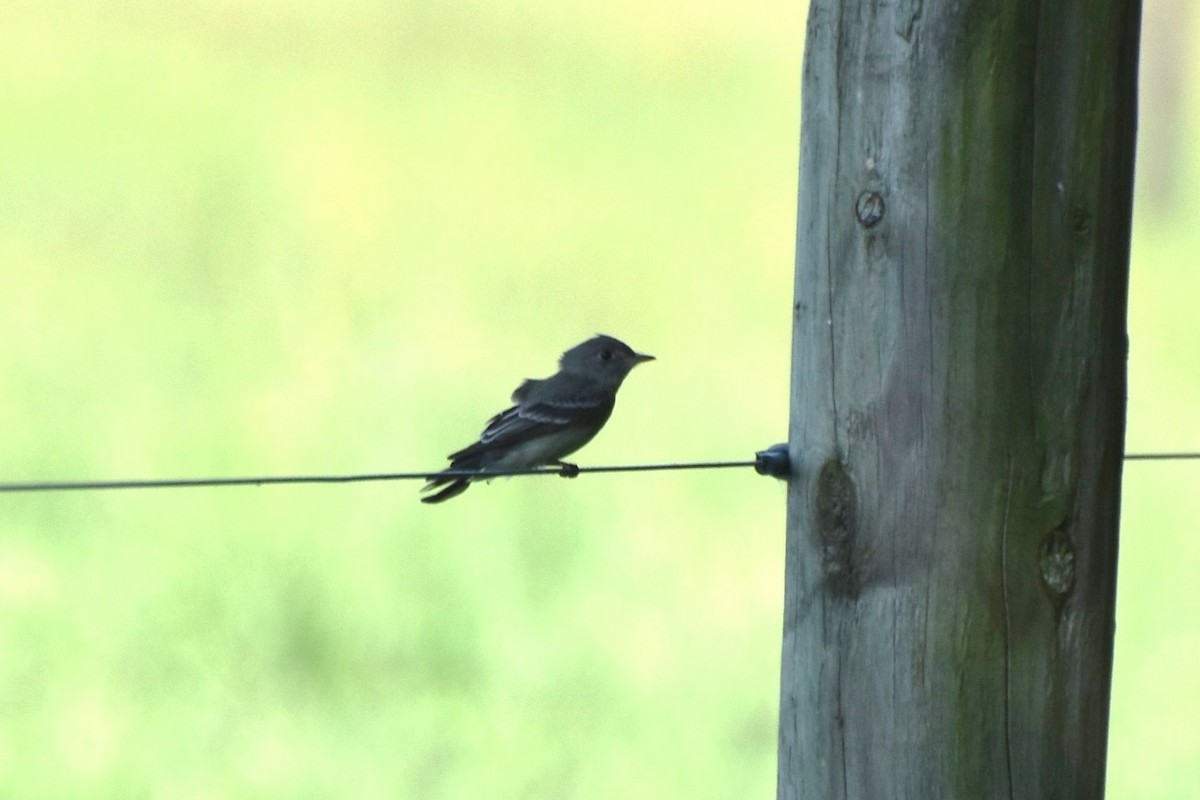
[0, 1, 1195, 797]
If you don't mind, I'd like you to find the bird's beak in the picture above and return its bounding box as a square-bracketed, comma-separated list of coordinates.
[632, 352, 655, 364]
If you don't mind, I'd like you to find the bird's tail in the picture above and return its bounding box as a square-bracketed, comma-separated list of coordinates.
[421, 455, 481, 504]
[420, 474, 470, 504]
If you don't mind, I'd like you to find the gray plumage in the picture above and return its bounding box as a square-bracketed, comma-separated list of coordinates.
[421, 335, 654, 503]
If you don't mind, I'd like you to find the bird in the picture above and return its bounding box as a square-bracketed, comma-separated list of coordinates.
[421, 334, 654, 503]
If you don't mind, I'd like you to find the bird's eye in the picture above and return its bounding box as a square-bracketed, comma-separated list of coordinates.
[599, 349, 613, 361]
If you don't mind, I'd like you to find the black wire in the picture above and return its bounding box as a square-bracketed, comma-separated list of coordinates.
[0, 452, 1192, 494]
[0, 460, 759, 493]
[1123, 452, 1200, 461]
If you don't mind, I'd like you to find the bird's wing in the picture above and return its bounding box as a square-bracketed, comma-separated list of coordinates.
[447, 394, 614, 463]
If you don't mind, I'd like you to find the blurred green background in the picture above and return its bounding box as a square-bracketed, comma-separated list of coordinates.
[0, 0, 1194, 797]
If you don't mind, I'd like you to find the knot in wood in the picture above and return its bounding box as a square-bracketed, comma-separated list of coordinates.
[1039, 526, 1076, 599]
[1070, 205, 1091, 234]
[855, 191, 885, 228]
[815, 457, 859, 597]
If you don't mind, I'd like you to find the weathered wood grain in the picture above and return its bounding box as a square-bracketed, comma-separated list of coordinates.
[779, 2, 1140, 797]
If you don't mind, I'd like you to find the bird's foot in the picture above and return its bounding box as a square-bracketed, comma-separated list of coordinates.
[555, 461, 580, 479]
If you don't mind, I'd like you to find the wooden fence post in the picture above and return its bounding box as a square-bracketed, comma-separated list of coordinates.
[778, 1, 1141, 796]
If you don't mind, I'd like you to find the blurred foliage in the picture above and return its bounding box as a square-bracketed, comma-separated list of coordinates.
[0, 0, 1195, 798]
[0, 1, 795, 797]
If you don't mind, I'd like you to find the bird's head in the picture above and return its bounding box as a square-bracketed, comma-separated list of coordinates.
[559, 334, 655, 385]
